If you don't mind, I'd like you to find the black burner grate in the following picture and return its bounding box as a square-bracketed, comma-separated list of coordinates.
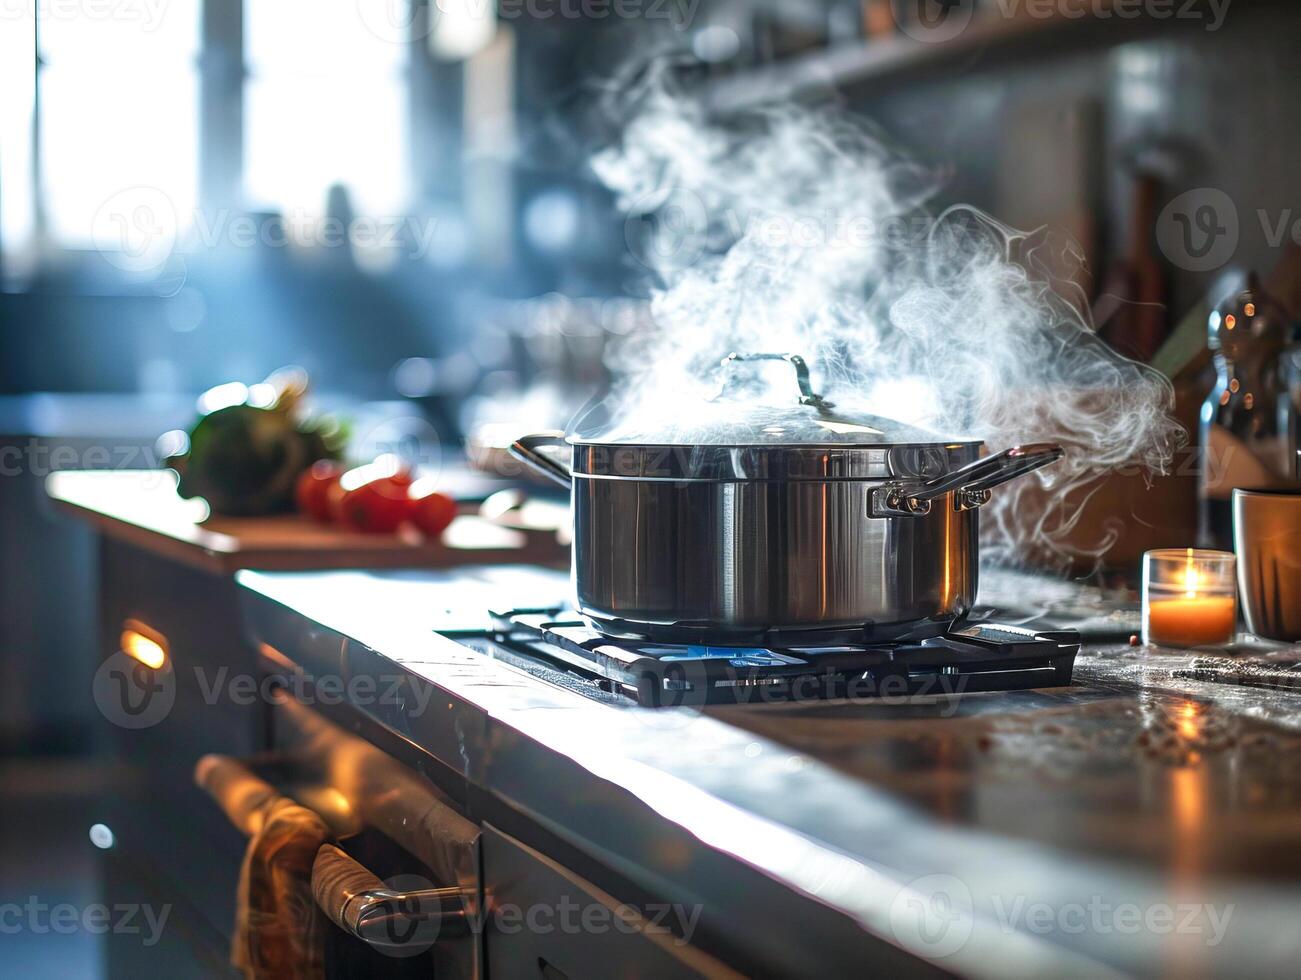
[469, 609, 1080, 708]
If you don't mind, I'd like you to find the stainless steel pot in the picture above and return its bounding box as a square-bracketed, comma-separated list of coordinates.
[512, 353, 1062, 643]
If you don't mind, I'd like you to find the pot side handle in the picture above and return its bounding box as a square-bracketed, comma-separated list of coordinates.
[509, 431, 573, 488]
[953, 443, 1065, 495]
[872, 443, 1064, 517]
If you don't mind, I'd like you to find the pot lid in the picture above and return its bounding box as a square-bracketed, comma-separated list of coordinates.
[568, 352, 966, 448]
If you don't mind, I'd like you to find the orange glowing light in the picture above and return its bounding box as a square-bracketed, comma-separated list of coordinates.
[1244, 302, 1256, 317]
[1146, 596, 1235, 647]
[1244, 393, 1254, 410]
[1146, 550, 1235, 647]
[1181, 548, 1200, 598]
[1225, 314, 1236, 330]
[1177, 702, 1201, 741]
[120, 620, 167, 669]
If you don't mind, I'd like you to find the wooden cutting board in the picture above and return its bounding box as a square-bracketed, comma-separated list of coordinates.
[46, 470, 569, 575]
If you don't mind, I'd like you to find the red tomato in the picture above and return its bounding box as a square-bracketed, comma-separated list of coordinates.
[332, 456, 415, 533]
[295, 461, 343, 523]
[325, 479, 348, 522]
[334, 478, 411, 533]
[410, 490, 457, 538]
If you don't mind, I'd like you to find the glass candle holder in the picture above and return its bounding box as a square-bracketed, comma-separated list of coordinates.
[1142, 548, 1237, 648]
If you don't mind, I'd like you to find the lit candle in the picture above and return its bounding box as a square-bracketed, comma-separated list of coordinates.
[1142, 549, 1237, 648]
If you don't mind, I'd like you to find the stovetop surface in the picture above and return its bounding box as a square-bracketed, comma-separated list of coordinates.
[446, 605, 1080, 707]
[233, 565, 1301, 976]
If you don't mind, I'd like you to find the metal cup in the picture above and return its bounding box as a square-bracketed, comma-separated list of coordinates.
[1233, 488, 1301, 641]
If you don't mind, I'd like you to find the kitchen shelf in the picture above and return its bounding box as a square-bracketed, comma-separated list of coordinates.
[703, 0, 1245, 111]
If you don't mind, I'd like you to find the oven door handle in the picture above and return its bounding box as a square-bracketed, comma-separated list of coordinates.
[312, 843, 469, 948]
[194, 754, 283, 837]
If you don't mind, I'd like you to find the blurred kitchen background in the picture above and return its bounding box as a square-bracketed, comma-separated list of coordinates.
[6, 0, 1301, 404]
[1, 0, 1300, 968]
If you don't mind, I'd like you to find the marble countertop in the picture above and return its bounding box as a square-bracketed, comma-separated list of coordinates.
[237, 564, 1301, 977]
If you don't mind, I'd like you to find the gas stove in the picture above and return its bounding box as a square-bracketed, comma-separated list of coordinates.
[445, 607, 1080, 708]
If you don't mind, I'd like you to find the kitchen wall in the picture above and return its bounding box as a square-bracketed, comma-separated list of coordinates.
[856, 3, 1300, 323]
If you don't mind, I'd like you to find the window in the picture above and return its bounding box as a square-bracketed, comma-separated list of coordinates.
[244, 0, 410, 221]
[0, 0, 415, 284]
[0, 10, 37, 284]
[37, 1, 201, 248]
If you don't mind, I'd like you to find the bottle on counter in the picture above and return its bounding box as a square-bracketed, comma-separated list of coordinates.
[1198, 276, 1301, 548]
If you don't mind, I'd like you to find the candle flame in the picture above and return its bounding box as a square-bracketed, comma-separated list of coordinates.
[1182, 548, 1201, 599]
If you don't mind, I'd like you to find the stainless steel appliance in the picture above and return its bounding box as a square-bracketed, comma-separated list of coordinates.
[196, 692, 484, 978]
[512, 353, 1063, 643]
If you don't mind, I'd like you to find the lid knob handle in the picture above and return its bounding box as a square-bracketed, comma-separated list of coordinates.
[716, 352, 834, 409]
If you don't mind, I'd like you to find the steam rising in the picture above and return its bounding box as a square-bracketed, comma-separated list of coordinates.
[588, 69, 1183, 567]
